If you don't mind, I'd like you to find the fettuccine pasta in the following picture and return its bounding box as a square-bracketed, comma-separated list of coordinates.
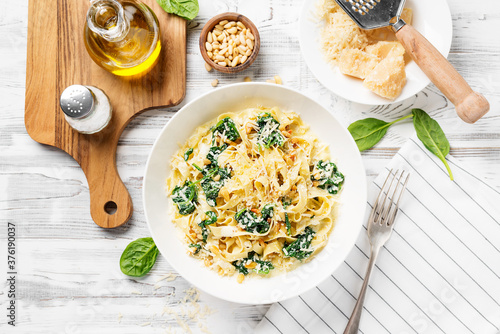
[166, 106, 344, 282]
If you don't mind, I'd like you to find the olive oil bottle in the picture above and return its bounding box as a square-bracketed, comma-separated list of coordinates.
[84, 0, 161, 77]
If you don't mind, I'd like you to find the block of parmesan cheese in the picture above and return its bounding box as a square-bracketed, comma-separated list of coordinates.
[365, 41, 405, 59]
[321, 12, 369, 63]
[338, 49, 380, 79]
[363, 51, 406, 100]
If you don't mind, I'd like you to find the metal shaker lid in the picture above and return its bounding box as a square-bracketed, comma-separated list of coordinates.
[60, 85, 95, 119]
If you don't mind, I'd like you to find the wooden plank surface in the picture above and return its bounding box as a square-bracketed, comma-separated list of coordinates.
[24, 0, 186, 228]
[1, 0, 499, 333]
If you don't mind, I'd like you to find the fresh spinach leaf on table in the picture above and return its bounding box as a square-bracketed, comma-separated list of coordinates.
[347, 109, 454, 180]
[412, 109, 454, 180]
[156, 0, 199, 20]
[120, 238, 159, 277]
[348, 114, 412, 151]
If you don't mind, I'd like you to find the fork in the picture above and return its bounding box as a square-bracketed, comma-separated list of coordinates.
[344, 169, 410, 334]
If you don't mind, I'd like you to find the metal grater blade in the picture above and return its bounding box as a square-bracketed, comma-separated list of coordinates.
[334, 0, 406, 30]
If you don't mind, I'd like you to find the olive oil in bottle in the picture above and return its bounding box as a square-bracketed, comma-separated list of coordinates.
[84, 0, 161, 77]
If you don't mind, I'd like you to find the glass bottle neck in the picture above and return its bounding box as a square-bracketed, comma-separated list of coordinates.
[87, 0, 130, 42]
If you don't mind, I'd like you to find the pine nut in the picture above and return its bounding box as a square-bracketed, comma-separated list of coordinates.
[247, 39, 254, 50]
[237, 273, 245, 283]
[211, 79, 219, 87]
[246, 31, 255, 40]
[205, 42, 213, 52]
[227, 27, 238, 34]
[231, 56, 239, 67]
[237, 21, 246, 29]
[274, 75, 283, 85]
[245, 49, 252, 56]
[215, 55, 225, 61]
[207, 51, 213, 58]
[205, 62, 213, 72]
[243, 76, 251, 82]
[219, 48, 227, 55]
[219, 20, 228, 26]
[207, 32, 213, 43]
[239, 34, 246, 45]
[215, 24, 224, 31]
[241, 55, 247, 63]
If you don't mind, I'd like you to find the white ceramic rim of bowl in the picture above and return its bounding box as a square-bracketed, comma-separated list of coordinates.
[298, 0, 453, 105]
[143, 83, 367, 304]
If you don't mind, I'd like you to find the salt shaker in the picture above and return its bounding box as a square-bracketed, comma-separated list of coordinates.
[59, 85, 112, 134]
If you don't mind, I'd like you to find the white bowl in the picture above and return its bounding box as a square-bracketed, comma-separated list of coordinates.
[143, 83, 367, 304]
[299, 0, 453, 105]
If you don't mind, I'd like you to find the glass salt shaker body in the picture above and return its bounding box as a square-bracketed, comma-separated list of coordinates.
[59, 85, 112, 134]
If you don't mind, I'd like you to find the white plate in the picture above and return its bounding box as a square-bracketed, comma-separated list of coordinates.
[299, 0, 453, 105]
[143, 83, 367, 304]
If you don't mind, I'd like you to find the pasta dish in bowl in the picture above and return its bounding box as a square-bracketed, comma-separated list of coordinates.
[143, 83, 366, 304]
[166, 107, 344, 283]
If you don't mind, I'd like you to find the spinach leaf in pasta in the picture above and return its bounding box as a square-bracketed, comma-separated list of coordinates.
[198, 211, 217, 242]
[200, 166, 231, 207]
[261, 204, 274, 221]
[189, 243, 202, 254]
[206, 143, 228, 166]
[184, 148, 193, 161]
[256, 113, 285, 149]
[235, 208, 270, 234]
[311, 160, 344, 195]
[283, 227, 315, 261]
[232, 251, 274, 275]
[171, 181, 198, 215]
[212, 117, 240, 143]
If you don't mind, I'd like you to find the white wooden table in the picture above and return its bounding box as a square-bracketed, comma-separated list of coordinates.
[1, 0, 499, 333]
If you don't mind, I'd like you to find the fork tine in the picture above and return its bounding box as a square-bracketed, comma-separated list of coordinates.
[369, 169, 393, 222]
[387, 171, 410, 225]
[375, 170, 398, 224]
[380, 170, 404, 225]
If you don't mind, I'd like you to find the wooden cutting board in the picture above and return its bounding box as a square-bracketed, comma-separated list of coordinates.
[25, 0, 186, 228]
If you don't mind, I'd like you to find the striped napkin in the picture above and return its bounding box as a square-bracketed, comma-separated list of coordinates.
[255, 137, 500, 334]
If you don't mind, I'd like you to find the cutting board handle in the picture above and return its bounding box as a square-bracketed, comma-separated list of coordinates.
[82, 132, 133, 228]
[396, 24, 489, 124]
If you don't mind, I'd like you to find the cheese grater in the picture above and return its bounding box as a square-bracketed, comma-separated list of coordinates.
[334, 0, 407, 31]
[333, 0, 490, 124]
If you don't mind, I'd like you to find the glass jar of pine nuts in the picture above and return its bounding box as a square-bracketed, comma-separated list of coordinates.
[200, 13, 260, 73]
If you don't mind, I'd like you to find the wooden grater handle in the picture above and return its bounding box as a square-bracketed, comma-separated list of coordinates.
[396, 24, 489, 123]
